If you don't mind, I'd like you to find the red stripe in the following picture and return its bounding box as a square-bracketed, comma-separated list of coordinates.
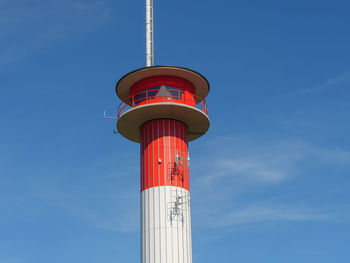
[145, 124, 149, 190]
[141, 127, 144, 190]
[184, 123, 189, 189]
[147, 122, 151, 189]
[153, 120, 159, 187]
[140, 119, 189, 191]
[150, 120, 155, 188]
[159, 120, 164, 186]
[170, 119, 174, 187]
[164, 119, 170, 186]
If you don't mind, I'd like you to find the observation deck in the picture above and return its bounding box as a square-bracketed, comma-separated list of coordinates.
[116, 66, 210, 143]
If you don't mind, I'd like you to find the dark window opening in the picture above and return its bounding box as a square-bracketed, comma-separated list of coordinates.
[167, 86, 182, 100]
[133, 86, 183, 105]
[134, 86, 160, 105]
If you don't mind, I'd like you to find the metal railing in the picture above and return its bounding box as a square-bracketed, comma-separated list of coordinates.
[117, 88, 208, 118]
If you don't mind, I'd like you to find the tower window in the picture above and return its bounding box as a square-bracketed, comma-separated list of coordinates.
[133, 86, 183, 105]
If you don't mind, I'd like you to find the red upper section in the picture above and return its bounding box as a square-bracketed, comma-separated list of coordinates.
[130, 76, 196, 107]
[141, 119, 189, 191]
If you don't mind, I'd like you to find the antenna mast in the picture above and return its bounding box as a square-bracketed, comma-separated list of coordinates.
[146, 0, 154, 67]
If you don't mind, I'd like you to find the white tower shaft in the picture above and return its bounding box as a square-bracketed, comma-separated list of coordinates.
[146, 0, 154, 67]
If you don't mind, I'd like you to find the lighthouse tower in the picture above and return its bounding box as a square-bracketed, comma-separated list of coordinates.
[114, 1, 210, 263]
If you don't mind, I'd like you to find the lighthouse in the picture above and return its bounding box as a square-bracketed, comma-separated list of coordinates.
[114, 1, 210, 262]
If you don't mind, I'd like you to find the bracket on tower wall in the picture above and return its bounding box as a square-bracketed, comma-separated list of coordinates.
[103, 111, 119, 134]
[103, 110, 118, 119]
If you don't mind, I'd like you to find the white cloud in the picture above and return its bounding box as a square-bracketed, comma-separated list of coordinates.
[193, 137, 350, 186]
[0, 146, 141, 232]
[38, 185, 140, 232]
[189, 136, 350, 228]
[95, 207, 139, 232]
[200, 158, 288, 184]
[71, 1, 107, 11]
[301, 70, 350, 94]
[193, 204, 331, 228]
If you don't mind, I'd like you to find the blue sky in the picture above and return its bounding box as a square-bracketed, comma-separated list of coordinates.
[1, 0, 350, 262]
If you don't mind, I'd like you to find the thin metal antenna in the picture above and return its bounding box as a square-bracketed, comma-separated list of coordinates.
[103, 110, 118, 119]
[146, 0, 154, 67]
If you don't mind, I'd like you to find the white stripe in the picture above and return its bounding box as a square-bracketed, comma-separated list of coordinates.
[141, 186, 192, 263]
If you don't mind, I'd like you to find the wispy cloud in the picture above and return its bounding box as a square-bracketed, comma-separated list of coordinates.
[199, 158, 289, 185]
[193, 139, 297, 187]
[0, 147, 141, 232]
[301, 70, 350, 94]
[51, 191, 140, 232]
[33, 180, 140, 232]
[38, 153, 141, 232]
[193, 137, 350, 186]
[190, 136, 350, 228]
[71, 1, 107, 11]
[0, 0, 111, 66]
[194, 204, 331, 228]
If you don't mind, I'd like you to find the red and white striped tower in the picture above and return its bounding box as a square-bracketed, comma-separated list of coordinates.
[114, 1, 210, 262]
[116, 66, 210, 263]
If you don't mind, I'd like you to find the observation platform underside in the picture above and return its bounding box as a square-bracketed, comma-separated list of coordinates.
[117, 102, 210, 143]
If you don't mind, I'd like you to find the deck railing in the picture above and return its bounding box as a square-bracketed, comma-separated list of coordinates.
[117, 88, 208, 118]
